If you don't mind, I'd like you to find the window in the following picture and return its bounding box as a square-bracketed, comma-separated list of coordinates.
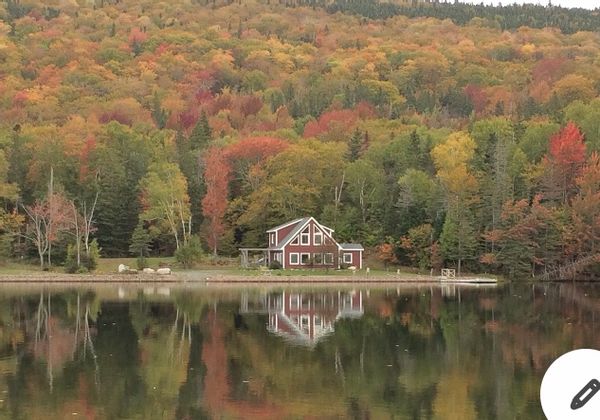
[290, 253, 299, 265]
[301, 253, 310, 265]
[300, 227, 310, 245]
[291, 236, 299, 245]
[270, 233, 275, 245]
[301, 296, 310, 309]
[313, 253, 323, 264]
[314, 229, 323, 245]
[301, 315, 310, 333]
[324, 253, 334, 265]
[343, 253, 353, 264]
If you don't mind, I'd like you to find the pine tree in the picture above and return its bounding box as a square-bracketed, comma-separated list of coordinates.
[175, 130, 205, 234]
[440, 206, 478, 276]
[129, 221, 151, 257]
[361, 130, 370, 155]
[189, 112, 212, 150]
[151, 92, 169, 129]
[346, 128, 363, 162]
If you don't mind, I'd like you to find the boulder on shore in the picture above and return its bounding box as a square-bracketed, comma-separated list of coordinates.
[142, 268, 155, 274]
[118, 264, 129, 273]
[157, 267, 171, 275]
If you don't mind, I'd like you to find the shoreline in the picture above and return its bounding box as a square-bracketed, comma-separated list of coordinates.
[0, 272, 499, 284]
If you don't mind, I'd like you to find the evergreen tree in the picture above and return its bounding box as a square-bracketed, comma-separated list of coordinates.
[129, 221, 151, 258]
[151, 92, 169, 129]
[189, 112, 212, 150]
[175, 130, 205, 234]
[346, 128, 363, 162]
[440, 206, 478, 276]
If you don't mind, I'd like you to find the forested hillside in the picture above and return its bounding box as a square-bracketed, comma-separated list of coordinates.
[1, 0, 600, 277]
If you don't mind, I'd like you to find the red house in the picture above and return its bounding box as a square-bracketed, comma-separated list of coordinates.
[240, 217, 363, 269]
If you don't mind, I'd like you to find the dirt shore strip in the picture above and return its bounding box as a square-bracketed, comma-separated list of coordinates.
[0, 273, 438, 283]
[201, 274, 439, 283]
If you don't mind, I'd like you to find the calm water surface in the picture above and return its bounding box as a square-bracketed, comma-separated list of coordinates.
[0, 281, 595, 419]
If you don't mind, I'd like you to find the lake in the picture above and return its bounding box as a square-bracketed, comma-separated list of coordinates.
[0, 281, 594, 419]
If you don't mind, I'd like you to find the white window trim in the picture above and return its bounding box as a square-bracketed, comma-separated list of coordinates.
[290, 252, 299, 265]
[291, 236, 299, 245]
[300, 227, 310, 245]
[270, 233, 275, 245]
[324, 253, 334, 265]
[300, 253, 311, 265]
[343, 253, 353, 264]
[313, 229, 323, 246]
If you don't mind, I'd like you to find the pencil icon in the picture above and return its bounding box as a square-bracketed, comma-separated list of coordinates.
[571, 379, 600, 410]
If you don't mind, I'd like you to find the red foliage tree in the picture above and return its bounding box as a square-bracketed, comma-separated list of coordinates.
[544, 121, 586, 203]
[225, 136, 289, 194]
[79, 135, 96, 182]
[128, 27, 149, 46]
[463, 84, 487, 115]
[202, 147, 231, 256]
[303, 109, 358, 138]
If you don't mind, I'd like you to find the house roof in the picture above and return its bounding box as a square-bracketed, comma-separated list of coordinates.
[339, 243, 364, 251]
[271, 217, 312, 250]
[266, 218, 304, 233]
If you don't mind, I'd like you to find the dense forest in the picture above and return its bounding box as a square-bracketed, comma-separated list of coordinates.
[1, 0, 600, 277]
[328, 1, 600, 34]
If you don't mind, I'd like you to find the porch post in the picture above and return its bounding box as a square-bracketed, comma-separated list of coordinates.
[240, 249, 248, 268]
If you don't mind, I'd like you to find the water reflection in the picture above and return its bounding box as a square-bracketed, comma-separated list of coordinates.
[0, 283, 596, 418]
[241, 291, 363, 345]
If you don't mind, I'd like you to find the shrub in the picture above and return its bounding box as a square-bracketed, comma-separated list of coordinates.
[64, 244, 80, 274]
[269, 260, 282, 270]
[84, 239, 100, 272]
[175, 235, 203, 269]
[65, 240, 101, 274]
[136, 255, 148, 270]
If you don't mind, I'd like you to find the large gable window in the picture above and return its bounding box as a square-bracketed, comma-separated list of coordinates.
[300, 226, 310, 245]
[314, 229, 323, 246]
[291, 236, 299, 245]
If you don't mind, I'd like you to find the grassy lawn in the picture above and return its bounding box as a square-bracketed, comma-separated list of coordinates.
[0, 257, 440, 279]
[221, 267, 427, 277]
[0, 261, 44, 275]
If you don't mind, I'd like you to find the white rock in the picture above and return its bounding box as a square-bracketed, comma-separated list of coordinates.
[156, 267, 171, 275]
[348, 266, 357, 271]
[118, 264, 129, 273]
[142, 268, 155, 274]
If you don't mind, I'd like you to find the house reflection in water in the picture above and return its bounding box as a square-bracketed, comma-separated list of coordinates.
[241, 291, 363, 346]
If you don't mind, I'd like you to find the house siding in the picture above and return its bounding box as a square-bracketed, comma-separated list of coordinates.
[341, 250, 363, 269]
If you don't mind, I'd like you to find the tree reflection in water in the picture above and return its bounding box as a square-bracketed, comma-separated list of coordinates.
[0, 283, 596, 418]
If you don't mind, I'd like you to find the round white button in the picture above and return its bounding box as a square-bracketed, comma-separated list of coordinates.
[541, 349, 600, 419]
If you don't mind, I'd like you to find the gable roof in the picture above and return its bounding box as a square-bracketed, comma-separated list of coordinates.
[339, 243, 364, 251]
[266, 218, 304, 233]
[272, 217, 312, 250]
